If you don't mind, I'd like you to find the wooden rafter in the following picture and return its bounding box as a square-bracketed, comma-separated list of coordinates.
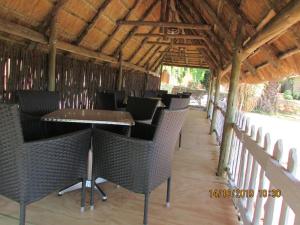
[73, 0, 112, 45]
[142, 45, 163, 66]
[112, 0, 160, 57]
[187, 0, 234, 46]
[126, 27, 157, 62]
[134, 33, 206, 40]
[179, 0, 230, 62]
[97, 0, 139, 52]
[28, 0, 67, 49]
[116, 21, 212, 30]
[221, 0, 300, 77]
[162, 62, 210, 69]
[0, 18, 159, 75]
[38, 0, 67, 33]
[145, 41, 205, 47]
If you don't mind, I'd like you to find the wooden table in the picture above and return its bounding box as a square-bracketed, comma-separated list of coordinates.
[42, 109, 134, 209]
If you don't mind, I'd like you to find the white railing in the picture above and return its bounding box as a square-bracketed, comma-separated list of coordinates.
[227, 112, 300, 225]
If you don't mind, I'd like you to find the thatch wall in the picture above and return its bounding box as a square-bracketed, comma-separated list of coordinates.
[0, 41, 160, 107]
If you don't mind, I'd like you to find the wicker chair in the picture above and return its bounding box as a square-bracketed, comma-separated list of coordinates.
[91, 108, 188, 225]
[126, 97, 159, 123]
[17, 90, 60, 141]
[161, 94, 179, 108]
[143, 90, 158, 98]
[169, 98, 190, 148]
[95, 91, 117, 110]
[17, 90, 87, 141]
[0, 104, 91, 225]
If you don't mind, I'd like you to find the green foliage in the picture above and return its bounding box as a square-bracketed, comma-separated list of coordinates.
[293, 92, 300, 100]
[284, 90, 293, 100]
[201, 70, 211, 90]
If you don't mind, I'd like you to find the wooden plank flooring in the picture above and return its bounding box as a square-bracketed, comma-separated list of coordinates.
[0, 109, 239, 225]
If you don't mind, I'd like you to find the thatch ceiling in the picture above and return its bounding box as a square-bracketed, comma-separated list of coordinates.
[0, 0, 300, 83]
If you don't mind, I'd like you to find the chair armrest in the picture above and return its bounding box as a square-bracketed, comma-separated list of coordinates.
[92, 128, 154, 193]
[22, 129, 91, 204]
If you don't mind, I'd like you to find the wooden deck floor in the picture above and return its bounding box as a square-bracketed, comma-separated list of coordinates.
[0, 109, 239, 225]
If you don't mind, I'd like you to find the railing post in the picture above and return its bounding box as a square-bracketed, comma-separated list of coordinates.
[209, 69, 220, 134]
[217, 24, 244, 177]
[207, 73, 215, 118]
[48, 17, 57, 92]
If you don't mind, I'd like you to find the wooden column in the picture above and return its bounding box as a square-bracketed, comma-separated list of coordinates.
[117, 52, 123, 90]
[217, 26, 244, 177]
[48, 18, 57, 92]
[206, 73, 214, 115]
[209, 70, 220, 134]
[159, 64, 163, 89]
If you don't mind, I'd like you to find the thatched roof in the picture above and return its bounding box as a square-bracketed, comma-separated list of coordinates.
[0, 0, 300, 83]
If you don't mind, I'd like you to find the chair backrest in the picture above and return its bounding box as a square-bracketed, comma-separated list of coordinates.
[149, 108, 188, 189]
[95, 91, 116, 110]
[161, 94, 179, 108]
[157, 90, 168, 97]
[126, 97, 159, 120]
[115, 90, 126, 108]
[169, 97, 190, 110]
[17, 90, 59, 116]
[0, 104, 24, 201]
[134, 90, 142, 97]
[181, 92, 192, 98]
[143, 90, 157, 98]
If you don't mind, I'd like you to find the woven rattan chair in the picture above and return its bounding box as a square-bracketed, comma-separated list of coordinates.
[143, 90, 157, 98]
[17, 90, 60, 141]
[91, 108, 188, 225]
[126, 97, 159, 123]
[95, 91, 117, 110]
[17, 90, 87, 141]
[0, 104, 91, 225]
[169, 98, 190, 148]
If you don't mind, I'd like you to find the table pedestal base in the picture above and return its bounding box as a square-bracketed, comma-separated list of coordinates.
[58, 177, 107, 201]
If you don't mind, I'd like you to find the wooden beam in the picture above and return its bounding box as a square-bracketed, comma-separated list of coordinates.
[112, 0, 160, 56]
[209, 69, 221, 134]
[162, 62, 209, 69]
[39, 0, 67, 32]
[243, 0, 300, 59]
[116, 21, 212, 30]
[134, 33, 207, 40]
[0, 18, 160, 75]
[187, 0, 234, 46]
[97, 0, 138, 52]
[243, 60, 257, 76]
[74, 0, 112, 45]
[179, 0, 230, 62]
[221, 0, 300, 77]
[126, 27, 157, 62]
[143, 45, 163, 67]
[48, 17, 58, 91]
[117, 52, 123, 90]
[28, 0, 67, 50]
[146, 41, 205, 47]
[217, 24, 244, 177]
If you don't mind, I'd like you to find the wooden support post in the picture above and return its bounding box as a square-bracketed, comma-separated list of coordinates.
[217, 26, 244, 177]
[48, 18, 57, 92]
[117, 52, 123, 90]
[206, 73, 215, 116]
[209, 70, 220, 134]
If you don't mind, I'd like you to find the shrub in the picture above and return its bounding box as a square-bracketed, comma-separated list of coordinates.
[293, 92, 300, 100]
[284, 90, 293, 100]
